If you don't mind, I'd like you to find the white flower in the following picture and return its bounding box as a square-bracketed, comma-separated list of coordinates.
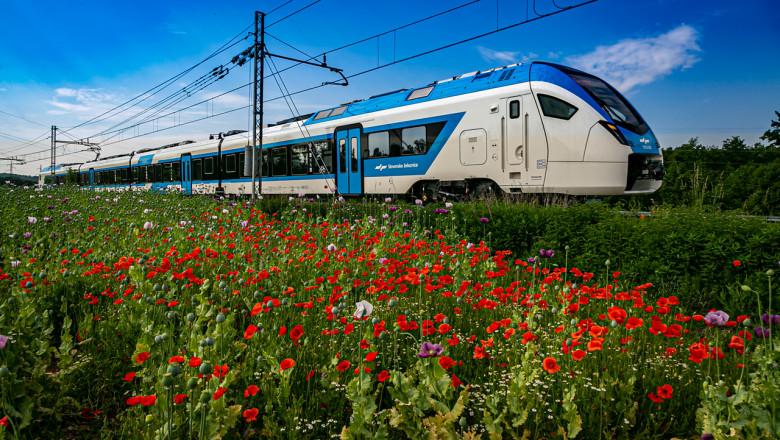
[353, 300, 374, 319]
[27, 217, 37, 224]
[143, 221, 153, 230]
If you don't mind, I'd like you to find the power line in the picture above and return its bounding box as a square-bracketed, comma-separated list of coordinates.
[0, 109, 48, 128]
[58, 23, 254, 136]
[267, 0, 296, 15]
[267, 0, 322, 28]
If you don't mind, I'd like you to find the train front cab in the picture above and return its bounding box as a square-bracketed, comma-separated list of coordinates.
[508, 62, 664, 196]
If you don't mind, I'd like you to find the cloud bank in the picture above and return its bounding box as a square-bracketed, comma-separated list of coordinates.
[567, 24, 701, 93]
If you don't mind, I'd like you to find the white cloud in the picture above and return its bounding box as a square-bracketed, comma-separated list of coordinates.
[46, 100, 90, 112]
[55, 88, 78, 97]
[47, 87, 116, 114]
[477, 46, 519, 64]
[0, 87, 7, 92]
[566, 24, 701, 93]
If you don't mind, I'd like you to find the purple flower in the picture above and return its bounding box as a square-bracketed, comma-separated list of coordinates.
[0, 334, 8, 350]
[701, 435, 714, 440]
[27, 217, 37, 224]
[418, 341, 444, 358]
[754, 326, 771, 338]
[479, 217, 489, 223]
[23, 232, 31, 238]
[705, 311, 730, 327]
[540, 249, 555, 258]
[415, 199, 423, 206]
[434, 209, 449, 214]
[527, 257, 537, 264]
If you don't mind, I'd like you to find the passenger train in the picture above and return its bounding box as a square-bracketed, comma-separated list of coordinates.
[40, 62, 665, 198]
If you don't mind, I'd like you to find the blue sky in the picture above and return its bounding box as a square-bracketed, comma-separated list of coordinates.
[1, 0, 779, 175]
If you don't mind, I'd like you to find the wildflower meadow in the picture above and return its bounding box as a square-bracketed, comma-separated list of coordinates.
[0, 184, 778, 439]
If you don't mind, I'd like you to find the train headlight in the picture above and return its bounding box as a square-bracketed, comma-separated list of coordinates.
[598, 121, 628, 146]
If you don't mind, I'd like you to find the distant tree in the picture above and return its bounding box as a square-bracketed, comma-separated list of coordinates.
[760, 111, 780, 148]
[722, 136, 748, 151]
[66, 169, 78, 184]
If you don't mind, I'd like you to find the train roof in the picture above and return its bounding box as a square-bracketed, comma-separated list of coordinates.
[301, 62, 529, 127]
[40, 163, 82, 173]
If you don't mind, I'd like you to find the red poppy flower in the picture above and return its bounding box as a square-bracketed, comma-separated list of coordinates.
[364, 352, 377, 362]
[290, 325, 304, 341]
[587, 339, 603, 352]
[647, 392, 663, 403]
[189, 357, 202, 368]
[688, 342, 710, 363]
[451, 373, 462, 388]
[250, 303, 263, 316]
[360, 339, 371, 349]
[168, 355, 185, 364]
[136, 352, 150, 364]
[657, 384, 673, 399]
[140, 395, 157, 406]
[337, 360, 351, 372]
[542, 357, 560, 374]
[279, 358, 295, 372]
[212, 387, 226, 401]
[0, 416, 8, 427]
[733, 260, 741, 266]
[244, 324, 258, 340]
[571, 349, 586, 361]
[173, 394, 187, 405]
[439, 356, 455, 370]
[278, 326, 287, 337]
[243, 407, 259, 422]
[213, 364, 229, 378]
[377, 370, 390, 382]
[473, 346, 486, 360]
[126, 396, 143, 406]
[521, 331, 537, 345]
[123, 372, 136, 382]
[244, 385, 259, 397]
[344, 323, 354, 335]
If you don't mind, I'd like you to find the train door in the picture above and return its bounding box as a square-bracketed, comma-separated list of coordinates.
[335, 128, 363, 195]
[504, 94, 548, 190]
[180, 154, 192, 194]
[89, 168, 95, 187]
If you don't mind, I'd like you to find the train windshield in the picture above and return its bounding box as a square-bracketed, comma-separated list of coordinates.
[564, 70, 649, 135]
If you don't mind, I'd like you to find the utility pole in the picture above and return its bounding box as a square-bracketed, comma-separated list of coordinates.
[251, 11, 265, 199]
[249, 10, 346, 199]
[49, 126, 99, 179]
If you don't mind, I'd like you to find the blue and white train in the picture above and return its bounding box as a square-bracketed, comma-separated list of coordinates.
[40, 62, 665, 198]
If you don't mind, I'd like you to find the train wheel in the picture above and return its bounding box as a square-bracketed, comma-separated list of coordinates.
[471, 181, 494, 200]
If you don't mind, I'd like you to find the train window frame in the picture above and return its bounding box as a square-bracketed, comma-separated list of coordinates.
[312, 140, 333, 173]
[261, 149, 270, 177]
[538, 94, 578, 120]
[350, 137, 359, 172]
[162, 163, 171, 182]
[339, 139, 347, 173]
[225, 154, 236, 174]
[368, 131, 390, 157]
[290, 144, 308, 176]
[172, 162, 181, 181]
[193, 159, 202, 181]
[271, 146, 288, 176]
[238, 153, 247, 177]
[401, 126, 427, 155]
[406, 86, 434, 101]
[132, 167, 139, 182]
[509, 100, 520, 119]
[204, 157, 214, 175]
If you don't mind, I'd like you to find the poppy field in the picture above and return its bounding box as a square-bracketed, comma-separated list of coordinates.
[0, 184, 778, 439]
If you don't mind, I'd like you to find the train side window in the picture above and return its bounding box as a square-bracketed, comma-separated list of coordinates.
[291, 145, 308, 175]
[329, 106, 347, 117]
[132, 167, 138, 182]
[401, 126, 427, 155]
[368, 131, 390, 157]
[272, 147, 288, 176]
[313, 141, 333, 173]
[204, 157, 214, 176]
[509, 100, 520, 119]
[155, 164, 163, 182]
[538, 94, 578, 120]
[225, 154, 236, 175]
[339, 139, 346, 173]
[163, 163, 172, 182]
[261, 150, 270, 177]
[351, 137, 359, 172]
[193, 159, 202, 180]
[313, 109, 332, 120]
[238, 153, 247, 177]
[172, 162, 181, 181]
[406, 86, 434, 101]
